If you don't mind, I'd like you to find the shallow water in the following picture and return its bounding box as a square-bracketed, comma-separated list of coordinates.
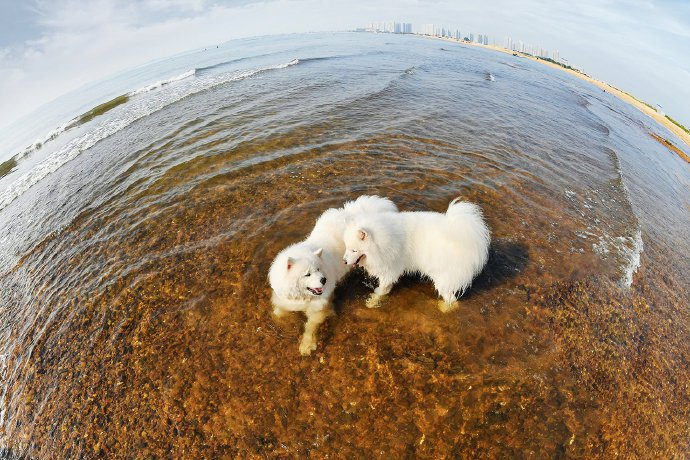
[0, 32, 689, 458]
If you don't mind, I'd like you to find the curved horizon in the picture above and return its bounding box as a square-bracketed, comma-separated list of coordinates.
[1, 0, 689, 137]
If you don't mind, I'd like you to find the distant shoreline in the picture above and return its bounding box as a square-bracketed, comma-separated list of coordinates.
[417, 34, 690, 156]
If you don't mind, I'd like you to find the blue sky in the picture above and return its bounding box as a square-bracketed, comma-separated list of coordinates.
[0, 0, 689, 131]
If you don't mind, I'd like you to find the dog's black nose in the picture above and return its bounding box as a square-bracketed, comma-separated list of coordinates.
[320, 277, 327, 285]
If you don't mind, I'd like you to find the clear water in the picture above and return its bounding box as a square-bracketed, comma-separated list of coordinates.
[0, 32, 688, 458]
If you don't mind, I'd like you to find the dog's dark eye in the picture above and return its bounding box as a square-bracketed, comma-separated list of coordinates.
[304, 273, 311, 277]
[351, 249, 357, 253]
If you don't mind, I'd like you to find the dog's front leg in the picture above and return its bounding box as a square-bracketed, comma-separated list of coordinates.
[299, 307, 333, 356]
[366, 276, 395, 308]
[272, 305, 289, 318]
[374, 271, 398, 296]
[374, 282, 393, 296]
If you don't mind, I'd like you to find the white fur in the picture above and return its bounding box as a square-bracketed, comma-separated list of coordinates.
[343, 198, 490, 311]
[269, 195, 398, 355]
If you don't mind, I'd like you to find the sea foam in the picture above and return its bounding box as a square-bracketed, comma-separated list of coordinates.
[620, 228, 643, 288]
[129, 69, 197, 96]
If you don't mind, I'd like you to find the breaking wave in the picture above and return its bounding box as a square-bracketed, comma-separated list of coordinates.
[129, 69, 196, 95]
[0, 59, 300, 211]
[9, 69, 198, 161]
[621, 228, 643, 288]
[606, 148, 644, 288]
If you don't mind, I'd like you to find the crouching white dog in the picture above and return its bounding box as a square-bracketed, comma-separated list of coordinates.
[269, 195, 398, 355]
[343, 198, 490, 312]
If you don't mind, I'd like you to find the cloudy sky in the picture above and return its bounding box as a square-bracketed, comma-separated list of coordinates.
[1, 0, 689, 132]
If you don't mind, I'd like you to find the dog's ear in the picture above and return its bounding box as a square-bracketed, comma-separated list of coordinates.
[314, 248, 323, 257]
[287, 257, 295, 270]
[357, 229, 368, 241]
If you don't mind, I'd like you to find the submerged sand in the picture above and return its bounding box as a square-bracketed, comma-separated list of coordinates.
[1, 146, 688, 458]
[1, 35, 688, 457]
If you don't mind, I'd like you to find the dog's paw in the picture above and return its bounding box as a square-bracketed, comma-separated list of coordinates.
[272, 307, 288, 318]
[438, 299, 459, 313]
[366, 294, 383, 309]
[299, 337, 317, 356]
[374, 285, 391, 296]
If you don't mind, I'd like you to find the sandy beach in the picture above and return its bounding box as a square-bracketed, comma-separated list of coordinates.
[433, 35, 690, 153]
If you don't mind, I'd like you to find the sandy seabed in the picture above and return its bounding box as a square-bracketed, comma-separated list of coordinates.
[1, 37, 689, 457]
[2, 147, 688, 458]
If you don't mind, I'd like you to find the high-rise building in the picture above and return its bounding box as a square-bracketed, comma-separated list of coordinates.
[420, 24, 434, 35]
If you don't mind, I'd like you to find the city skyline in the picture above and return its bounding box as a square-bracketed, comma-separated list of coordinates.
[359, 22, 575, 71]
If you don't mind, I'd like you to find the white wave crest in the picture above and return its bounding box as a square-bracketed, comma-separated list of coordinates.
[275, 58, 299, 68]
[621, 228, 643, 288]
[0, 59, 300, 211]
[591, 227, 643, 288]
[6, 70, 199, 161]
[13, 122, 71, 161]
[610, 151, 644, 288]
[129, 69, 196, 96]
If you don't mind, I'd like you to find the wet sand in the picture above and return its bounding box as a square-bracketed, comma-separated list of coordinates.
[651, 133, 690, 163]
[0, 157, 17, 179]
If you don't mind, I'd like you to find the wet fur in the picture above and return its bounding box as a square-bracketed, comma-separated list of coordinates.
[343, 199, 490, 311]
[269, 195, 398, 355]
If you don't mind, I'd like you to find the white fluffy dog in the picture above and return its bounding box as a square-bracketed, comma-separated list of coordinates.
[269, 195, 398, 355]
[343, 198, 490, 312]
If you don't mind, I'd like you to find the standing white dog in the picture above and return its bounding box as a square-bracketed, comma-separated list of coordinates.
[342, 198, 490, 312]
[269, 195, 398, 355]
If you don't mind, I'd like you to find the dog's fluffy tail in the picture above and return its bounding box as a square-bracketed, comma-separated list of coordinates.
[446, 199, 490, 243]
[447, 198, 483, 218]
[343, 195, 398, 216]
[447, 198, 492, 281]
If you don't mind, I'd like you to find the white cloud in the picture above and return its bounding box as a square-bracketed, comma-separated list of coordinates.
[0, 0, 323, 129]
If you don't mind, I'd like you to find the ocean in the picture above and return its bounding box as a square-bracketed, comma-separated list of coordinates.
[1, 32, 689, 457]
